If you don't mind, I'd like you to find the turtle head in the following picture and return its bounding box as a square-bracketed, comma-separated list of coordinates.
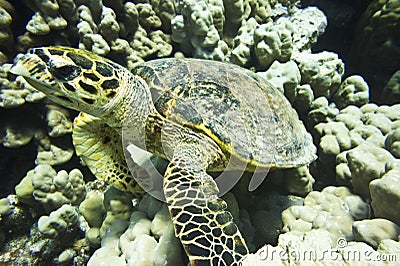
[10, 46, 125, 117]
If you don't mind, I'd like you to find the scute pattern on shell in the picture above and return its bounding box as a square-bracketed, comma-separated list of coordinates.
[132, 58, 316, 168]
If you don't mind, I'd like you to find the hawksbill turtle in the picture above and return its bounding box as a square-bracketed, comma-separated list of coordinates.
[10, 46, 317, 265]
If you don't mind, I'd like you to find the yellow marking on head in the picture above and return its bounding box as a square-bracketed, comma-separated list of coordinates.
[10, 46, 126, 117]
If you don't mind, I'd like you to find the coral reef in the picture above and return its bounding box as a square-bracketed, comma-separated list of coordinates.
[0, 62, 45, 108]
[281, 186, 371, 240]
[38, 204, 80, 238]
[1, 1, 400, 265]
[382, 70, 400, 105]
[88, 194, 183, 266]
[353, 218, 400, 249]
[0, 0, 14, 63]
[313, 102, 400, 197]
[370, 163, 400, 225]
[0, 74, 73, 167]
[351, 0, 400, 100]
[15, 164, 86, 211]
[333, 75, 369, 109]
[295, 51, 344, 98]
[253, 17, 294, 69]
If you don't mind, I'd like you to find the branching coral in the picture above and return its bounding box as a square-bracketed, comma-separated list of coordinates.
[172, 0, 229, 60]
[230, 17, 258, 67]
[296, 51, 345, 98]
[15, 164, 86, 212]
[254, 17, 294, 69]
[37, 204, 79, 238]
[0, 62, 45, 108]
[307, 96, 339, 126]
[1, 61, 73, 165]
[17, 0, 174, 69]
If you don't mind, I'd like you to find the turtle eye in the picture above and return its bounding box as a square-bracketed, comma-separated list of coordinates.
[50, 65, 81, 81]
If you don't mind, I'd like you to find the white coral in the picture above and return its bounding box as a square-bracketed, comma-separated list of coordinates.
[24, 164, 86, 212]
[37, 204, 79, 238]
[254, 17, 294, 69]
[296, 51, 344, 98]
[282, 186, 370, 241]
[333, 75, 369, 109]
[370, 164, 400, 225]
[88, 194, 183, 266]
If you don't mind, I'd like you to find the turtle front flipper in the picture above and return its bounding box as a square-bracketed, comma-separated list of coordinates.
[163, 143, 248, 265]
[73, 112, 150, 192]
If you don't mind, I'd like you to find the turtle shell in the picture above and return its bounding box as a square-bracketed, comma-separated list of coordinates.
[132, 58, 316, 168]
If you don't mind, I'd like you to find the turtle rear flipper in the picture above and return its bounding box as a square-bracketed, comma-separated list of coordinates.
[164, 143, 248, 265]
[73, 112, 150, 192]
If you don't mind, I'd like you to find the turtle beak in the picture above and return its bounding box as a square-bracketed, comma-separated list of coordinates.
[10, 53, 59, 94]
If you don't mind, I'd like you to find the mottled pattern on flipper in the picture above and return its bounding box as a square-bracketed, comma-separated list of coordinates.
[163, 143, 248, 266]
[73, 112, 151, 192]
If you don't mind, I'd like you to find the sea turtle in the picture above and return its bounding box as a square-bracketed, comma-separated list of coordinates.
[10, 46, 317, 265]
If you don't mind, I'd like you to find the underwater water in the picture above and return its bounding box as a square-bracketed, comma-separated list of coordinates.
[0, 0, 399, 265]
